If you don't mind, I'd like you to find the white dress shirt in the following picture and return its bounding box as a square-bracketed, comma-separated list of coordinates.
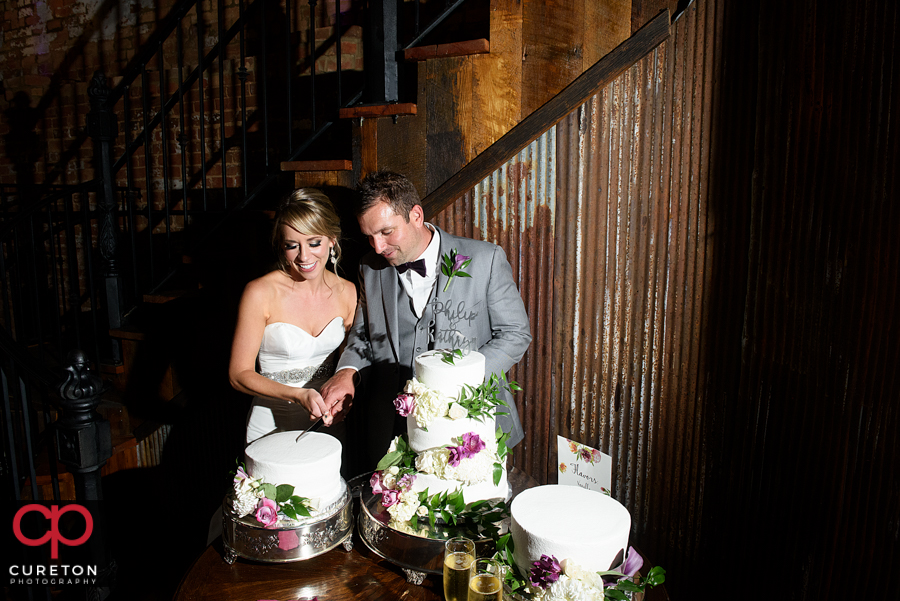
[398, 224, 441, 317]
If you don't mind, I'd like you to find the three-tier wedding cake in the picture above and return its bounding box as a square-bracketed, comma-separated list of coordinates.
[370, 349, 510, 528]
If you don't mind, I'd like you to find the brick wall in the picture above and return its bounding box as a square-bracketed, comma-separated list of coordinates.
[0, 0, 364, 194]
[0, 0, 364, 333]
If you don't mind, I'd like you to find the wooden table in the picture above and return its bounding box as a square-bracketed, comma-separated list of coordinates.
[174, 534, 669, 601]
[175, 534, 444, 601]
[177, 471, 669, 601]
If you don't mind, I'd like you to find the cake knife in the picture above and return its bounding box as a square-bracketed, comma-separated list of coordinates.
[295, 399, 340, 442]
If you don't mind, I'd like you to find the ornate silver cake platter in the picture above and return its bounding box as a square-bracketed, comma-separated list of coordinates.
[357, 483, 506, 584]
[222, 479, 353, 563]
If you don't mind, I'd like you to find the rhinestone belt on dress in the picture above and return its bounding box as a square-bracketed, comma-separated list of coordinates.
[260, 359, 335, 384]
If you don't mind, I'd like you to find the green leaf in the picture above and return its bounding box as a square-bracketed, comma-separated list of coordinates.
[493, 462, 502, 486]
[376, 451, 402, 471]
[275, 484, 294, 503]
[605, 590, 628, 601]
[281, 505, 297, 520]
[645, 566, 666, 586]
[260, 483, 277, 500]
[495, 533, 511, 552]
[290, 496, 311, 517]
[617, 580, 642, 593]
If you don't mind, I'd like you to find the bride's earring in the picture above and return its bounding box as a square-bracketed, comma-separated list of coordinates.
[329, 247, 336, 265]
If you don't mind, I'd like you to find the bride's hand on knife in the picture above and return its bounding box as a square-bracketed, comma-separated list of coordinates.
[294, 389, 334, 426]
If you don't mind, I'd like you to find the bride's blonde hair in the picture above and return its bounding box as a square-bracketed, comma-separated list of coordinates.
[272, 188, 343, 276]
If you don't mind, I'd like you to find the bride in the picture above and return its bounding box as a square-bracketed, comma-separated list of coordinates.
[229, 188, 357, 445]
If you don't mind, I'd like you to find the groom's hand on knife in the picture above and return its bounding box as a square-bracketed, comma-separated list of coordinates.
[320, 368, 357, 424]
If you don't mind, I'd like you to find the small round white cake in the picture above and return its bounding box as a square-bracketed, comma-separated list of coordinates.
[510, 485, 631, 573]
[415, 350, 485, 400]
[244, 431, 343, 512]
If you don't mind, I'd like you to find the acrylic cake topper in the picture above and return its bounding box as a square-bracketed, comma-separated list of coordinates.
[429, 297, 479, 353]
[556, 435, 612, 494]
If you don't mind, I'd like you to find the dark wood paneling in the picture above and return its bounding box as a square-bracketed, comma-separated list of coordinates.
[425, 56, 471, 194]
[521, 0, 586, 117]
[421, 10, 670, 219]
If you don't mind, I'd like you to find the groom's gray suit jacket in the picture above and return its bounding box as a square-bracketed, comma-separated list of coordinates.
[338, 225, 532, 469]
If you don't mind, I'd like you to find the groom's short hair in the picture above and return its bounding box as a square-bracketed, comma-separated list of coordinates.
[356, 171, 420, 221]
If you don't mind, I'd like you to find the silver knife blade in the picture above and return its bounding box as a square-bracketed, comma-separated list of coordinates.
[294, 399, 341, 442]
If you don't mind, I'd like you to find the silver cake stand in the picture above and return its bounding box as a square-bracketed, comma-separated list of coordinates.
[357, 484, 506, 585]
[222, 479, 353, 563]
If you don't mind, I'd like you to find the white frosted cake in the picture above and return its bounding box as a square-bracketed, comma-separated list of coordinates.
[510, 485, 631, 574]
[414, 349, 485, 399]
[231, 431, 344, 528]
[371, 350, 510, 528]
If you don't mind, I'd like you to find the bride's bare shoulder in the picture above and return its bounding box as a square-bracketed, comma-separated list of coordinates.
[242, 270, 284, 300]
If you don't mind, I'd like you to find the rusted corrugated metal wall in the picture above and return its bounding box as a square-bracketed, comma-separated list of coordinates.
[432, 131, 558, 482]
[436, 0, 899, 599]
[552, 0, 717, 586]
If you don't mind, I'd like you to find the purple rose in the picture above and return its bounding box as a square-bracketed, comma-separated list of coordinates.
[255, 497, 279, 529]
[397, 473, 416, 492]
[461, 432, 486, 456]
[453, 254, 471, 271]
[393, 393, 416, 417]
[381, 489, 400, 507]
[529, 554, 562, 589]
[620, 547, 644, 578]
[370, 471, 384, 494]
[448, 446, 464, 467]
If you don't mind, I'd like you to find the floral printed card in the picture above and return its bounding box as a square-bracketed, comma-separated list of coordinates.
[556, 435, 611, 494]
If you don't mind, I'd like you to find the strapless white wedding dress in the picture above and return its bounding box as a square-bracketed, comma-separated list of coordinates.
[244, 317, 345, 445]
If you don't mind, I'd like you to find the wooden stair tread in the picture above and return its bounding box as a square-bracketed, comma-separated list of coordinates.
[403, 38, 489, 61]
[339, 102, 417, 119]
[280, 159, 353, 172]
[143, 289, 195, 304]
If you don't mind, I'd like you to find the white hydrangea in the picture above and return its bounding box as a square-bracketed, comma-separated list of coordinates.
[415, 448, 450, 475]
[387, 492, 421, 524]
[561, 560, 606, 591]
[232, 490, 259, 518]
[442, 449, 496, 484]
[541, 574, 605, 601]
[232, 475, 263, 518]
[405, 379, 452, 428]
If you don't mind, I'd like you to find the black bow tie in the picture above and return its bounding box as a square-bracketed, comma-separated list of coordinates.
[395, 259, 427, 278]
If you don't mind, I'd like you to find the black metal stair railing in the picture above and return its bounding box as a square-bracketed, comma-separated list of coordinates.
[0, 0, 480, 518]
[0, 0, 364, 371]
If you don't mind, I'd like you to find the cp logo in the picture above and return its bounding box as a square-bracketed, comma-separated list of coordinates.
[13, 504, 93, 559]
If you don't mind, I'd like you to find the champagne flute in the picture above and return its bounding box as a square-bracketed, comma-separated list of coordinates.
[444, 537, 475, 601]
[467, 557, 503, 601]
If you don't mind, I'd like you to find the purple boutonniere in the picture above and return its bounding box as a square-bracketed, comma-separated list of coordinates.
[441, 249, 472, 292]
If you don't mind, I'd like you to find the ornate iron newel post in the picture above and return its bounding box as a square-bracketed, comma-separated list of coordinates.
[57, 350, 116, 597]
[88, 71, 124, 363]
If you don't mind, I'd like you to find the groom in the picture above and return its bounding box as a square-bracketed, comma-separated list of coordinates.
[321, 171, 532, 471]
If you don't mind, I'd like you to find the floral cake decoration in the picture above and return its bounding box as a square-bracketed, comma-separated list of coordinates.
[494, 534, 666, 601]
[231, 465, 313, 528]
